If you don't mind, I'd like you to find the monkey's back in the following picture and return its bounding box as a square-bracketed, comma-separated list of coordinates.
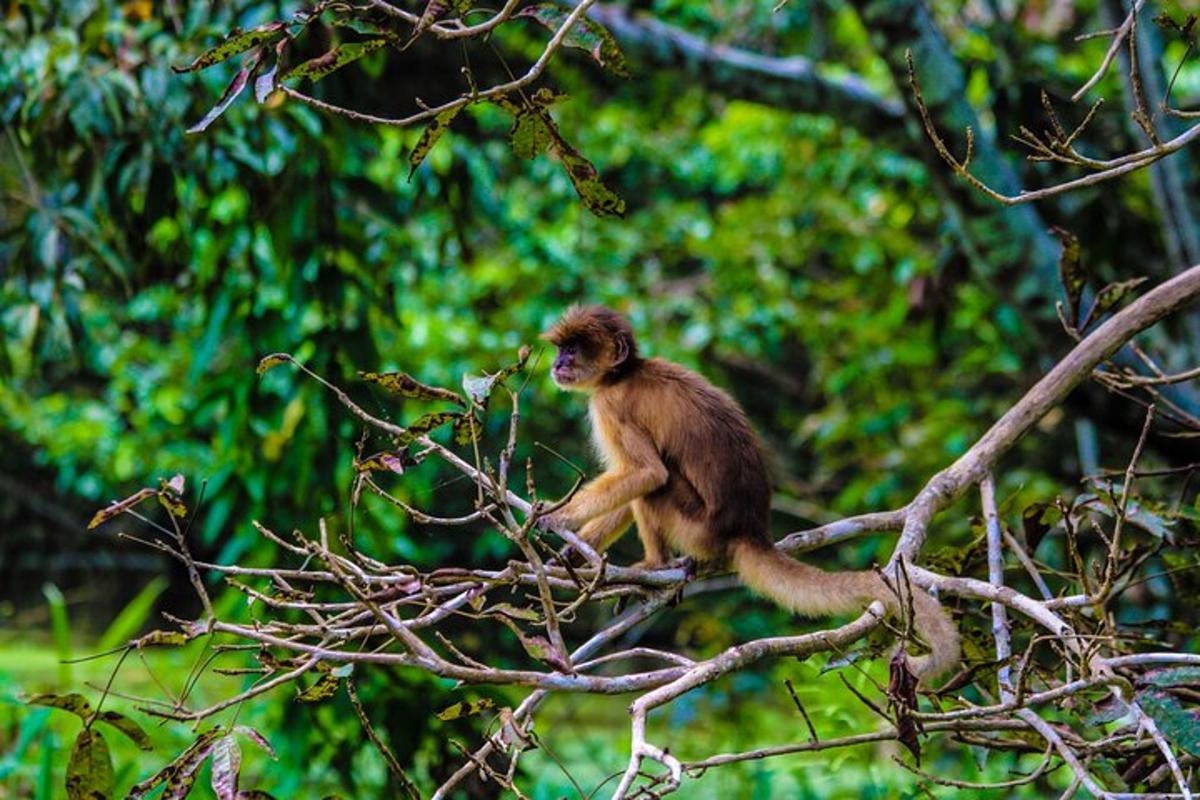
[613, 358, 772, 545]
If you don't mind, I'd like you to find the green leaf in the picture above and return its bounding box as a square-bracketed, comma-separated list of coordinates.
[66, 729, 114, 800]
[94, 711, 153, 751]
[281, 39, 389, 83]
[359, 371, 465, 406]
[297, 673, 341, 703]
[436, 698, 496, 721]
[127, 729, 223, 800]
[26, 692, 95, 721]
[211, 735, 241, 800]
[554, 139, 626, 218]
[1081, 277, 1148, 329]
[173, 22, 289, 73]
[1143, 667, 1200, 688]
[517, 6, 628, 76]
[511, 111, 554, 159]
[408, 107, 461, 179]
[1136, 687, 1200, 756]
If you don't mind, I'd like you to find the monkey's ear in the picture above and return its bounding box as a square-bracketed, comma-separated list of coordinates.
[612, 335, 630, 367]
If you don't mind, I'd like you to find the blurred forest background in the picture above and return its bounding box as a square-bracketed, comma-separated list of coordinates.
[3, 0, 1200, 797]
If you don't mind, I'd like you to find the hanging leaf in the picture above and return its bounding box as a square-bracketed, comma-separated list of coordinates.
[66, 729, 115, 800]
[436, 697, 496, 721]
[281, 39, 389, 83]
[211, 735, 242, 800]
[186, 49, 266, 135]
[359, 371, 465, 406]
[1136, 687, 1200, 756]
[553, 138, 626, 218]
[1049, 226, 1085, 327]
[517, 5, 628, 76]
[408, 107, 462, 179]
[234, 726, 277, 760]
[88, 488, 156, 529]
[126, 729, 223, 800]
[297, 673, 341, 702]
[94, 710, 153, 751]
[173, 22, 288, 73]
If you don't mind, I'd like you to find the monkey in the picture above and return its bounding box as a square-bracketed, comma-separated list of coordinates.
[538, 305, 960, 682]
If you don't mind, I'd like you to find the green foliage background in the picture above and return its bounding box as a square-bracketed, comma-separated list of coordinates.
[2, 0, 1200, 797]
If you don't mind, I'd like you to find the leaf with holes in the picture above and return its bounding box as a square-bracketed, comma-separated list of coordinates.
[297, 673, 341, 703]
[1137, 687, 1200, 756]
[517, 5, 627, 76]
[186, 49, 266, 134]
[360, 371, 465, 406]
[173, 22, 288, 73]
[211, 735, 241, 800]
[282, 39, 389, 83]
[436, 697, 496, 721]
[408, 107, 461, 179]
[126, 728, 222, 799]
[67, 729, 114, 800]
[400, 410, 462, 445]
[552, 136, 625, 218]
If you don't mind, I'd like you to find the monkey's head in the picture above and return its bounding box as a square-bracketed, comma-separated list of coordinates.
[541, 305, 639, 391]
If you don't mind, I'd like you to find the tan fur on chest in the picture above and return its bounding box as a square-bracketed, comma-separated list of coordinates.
[588, 399, 626, 469]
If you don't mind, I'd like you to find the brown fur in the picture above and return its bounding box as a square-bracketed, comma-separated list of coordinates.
[542, 305, 960, 681]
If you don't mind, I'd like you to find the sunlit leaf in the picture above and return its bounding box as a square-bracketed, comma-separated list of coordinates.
[296, 673, 341, 702]
[256, 353, 293, 375]
[173, 22, 288, 73]
[88, 488, 156, 529]
[436, 697, 496, 720]
[281, 39, 389, 83]
[67, 729, 114, 800]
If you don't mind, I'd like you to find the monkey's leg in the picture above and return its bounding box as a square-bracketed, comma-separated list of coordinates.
[631, 500, 670, 569]
[577, 505, 634, 553]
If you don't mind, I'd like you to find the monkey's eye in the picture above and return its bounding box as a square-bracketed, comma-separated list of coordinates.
[562, 344, 577, 355]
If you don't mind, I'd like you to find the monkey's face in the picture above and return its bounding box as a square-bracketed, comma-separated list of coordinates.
[550, 340, 603, 390]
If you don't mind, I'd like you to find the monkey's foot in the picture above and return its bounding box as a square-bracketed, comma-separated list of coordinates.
[631, 556, 669, 571]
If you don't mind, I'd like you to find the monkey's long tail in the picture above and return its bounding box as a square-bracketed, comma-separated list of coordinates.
[730, 538, 960, 682]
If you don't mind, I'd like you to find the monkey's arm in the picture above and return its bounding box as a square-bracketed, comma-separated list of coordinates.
[578, 506, 634, 552]
[549, 427, 667, 529]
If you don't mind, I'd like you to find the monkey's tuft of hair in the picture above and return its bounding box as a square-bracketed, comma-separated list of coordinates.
[541, 305, 639, 359]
